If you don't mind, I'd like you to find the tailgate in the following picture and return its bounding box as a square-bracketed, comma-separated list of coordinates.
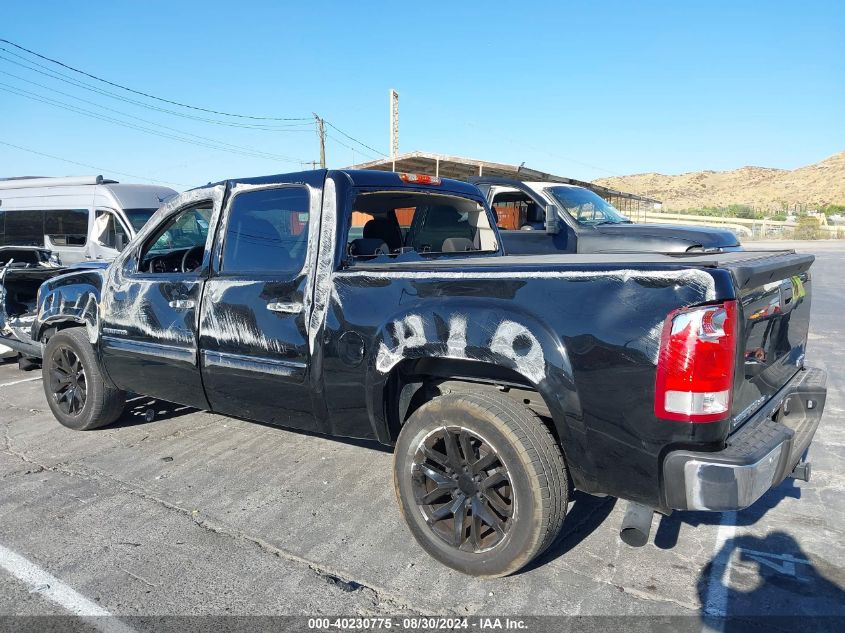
[725, 251, 815, 429]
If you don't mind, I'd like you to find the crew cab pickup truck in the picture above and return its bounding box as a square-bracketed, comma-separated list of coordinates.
[13, 169, 826, 577]
[473, 177, 742, 255]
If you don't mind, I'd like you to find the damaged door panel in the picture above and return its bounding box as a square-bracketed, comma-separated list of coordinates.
[198, 184, 317, 430]
[99, 186, 224, 408]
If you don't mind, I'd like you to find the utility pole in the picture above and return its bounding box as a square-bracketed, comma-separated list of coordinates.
[313, 113, 326, 168]
[389, 89, 399, 171]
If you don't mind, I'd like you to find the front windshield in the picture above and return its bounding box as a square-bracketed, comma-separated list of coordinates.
[123, 208, 158, 232]
[546, 186, 630, 225]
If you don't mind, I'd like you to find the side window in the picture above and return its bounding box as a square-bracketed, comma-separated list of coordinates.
[221, 187, 309, 275]
[491, 191, 538, 230]
[4, 210, 46, 246]
[94, 211, 130, 251]
[139, 203, 212, 273]
[45, 209, 89, 246]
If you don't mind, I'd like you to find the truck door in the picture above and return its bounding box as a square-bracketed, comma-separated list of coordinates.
[99, 186, 224, 408]
[198, 184, 317, 431]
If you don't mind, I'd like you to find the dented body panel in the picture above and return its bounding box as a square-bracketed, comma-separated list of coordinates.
[7, 169, 824, 511]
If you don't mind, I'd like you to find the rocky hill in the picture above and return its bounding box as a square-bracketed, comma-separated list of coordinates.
[594, 150, 845, 211]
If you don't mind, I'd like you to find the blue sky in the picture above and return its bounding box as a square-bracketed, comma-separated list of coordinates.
[1, 1, 843, 190]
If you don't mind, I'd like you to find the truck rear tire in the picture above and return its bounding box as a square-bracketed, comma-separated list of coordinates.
[42, 328, 126, 431]
[394, 391, 568, 577]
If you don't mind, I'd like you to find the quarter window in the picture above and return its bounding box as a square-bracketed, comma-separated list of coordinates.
[221, 187, 310, 274]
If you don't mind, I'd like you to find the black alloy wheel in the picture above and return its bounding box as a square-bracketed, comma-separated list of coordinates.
[42, 327, 126, 431]
[411, 427, 514, 552]
[395, 391, 569, 577]
[48, 345, 87, 416]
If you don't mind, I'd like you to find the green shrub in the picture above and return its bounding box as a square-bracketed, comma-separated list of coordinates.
[794, 217, 821, 240]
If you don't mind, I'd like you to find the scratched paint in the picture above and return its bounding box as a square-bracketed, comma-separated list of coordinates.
[340, 268, 717, 301]
[308, 176, 337, 355]
[101, 279, 195, 344]
[201, 292, 289, 354]
[375, 313, 547, 384]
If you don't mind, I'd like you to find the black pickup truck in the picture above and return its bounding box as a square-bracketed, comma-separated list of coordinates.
[6, 169, 826, 577]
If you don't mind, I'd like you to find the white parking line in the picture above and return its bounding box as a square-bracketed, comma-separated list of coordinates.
[701, 511, 738, 631]
[0, 544, 135, 632]
[0, 376, 41, 388]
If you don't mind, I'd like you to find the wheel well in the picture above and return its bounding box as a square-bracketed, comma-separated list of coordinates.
[385, 357, 557, 445]
[39, 320, 86, 345]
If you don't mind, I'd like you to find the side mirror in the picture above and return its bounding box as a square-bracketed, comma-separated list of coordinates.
[545, 204, 559, 234]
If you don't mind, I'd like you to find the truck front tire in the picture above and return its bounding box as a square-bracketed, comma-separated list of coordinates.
[42, 328, 126, 431]
[394, 391, 568, 577]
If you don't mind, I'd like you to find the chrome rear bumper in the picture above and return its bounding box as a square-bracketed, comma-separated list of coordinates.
[663, 367, 826, 511]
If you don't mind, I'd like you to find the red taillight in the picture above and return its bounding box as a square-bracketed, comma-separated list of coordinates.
[654, 300, 738, 423]
[398, 172, 441, 185]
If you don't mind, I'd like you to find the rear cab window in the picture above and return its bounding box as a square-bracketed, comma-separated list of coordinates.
[344, 191, 499, 265]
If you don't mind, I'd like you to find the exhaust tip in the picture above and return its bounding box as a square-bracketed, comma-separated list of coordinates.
[619, 501, 655, 547]
[620, 526, 649, 547]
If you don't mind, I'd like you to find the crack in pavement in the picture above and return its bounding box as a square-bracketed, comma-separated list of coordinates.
[548, 560, 700, 613]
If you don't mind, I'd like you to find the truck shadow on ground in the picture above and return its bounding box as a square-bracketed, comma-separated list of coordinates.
[110, 397, 396, 453]
[520, 491, 617, 573]
[654, 477, 803, 550]
[110, 396, 199, 428]
[697, 531, 845, 632]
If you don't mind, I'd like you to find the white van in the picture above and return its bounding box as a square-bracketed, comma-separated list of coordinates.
[0, 176, 177, 264]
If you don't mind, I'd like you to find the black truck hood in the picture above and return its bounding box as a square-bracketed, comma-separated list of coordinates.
[592, 222, 740, 249]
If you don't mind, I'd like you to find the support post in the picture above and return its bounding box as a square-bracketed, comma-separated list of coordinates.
[313, 113, 326, 169]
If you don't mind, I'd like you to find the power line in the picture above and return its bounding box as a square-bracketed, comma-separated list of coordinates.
[0, 139, 188, 188]
[0, 40, 389, 172]
[323, 120, 388, 158]
[0, 82, 308, 164]
[0, 73, 309, 161]
[326, 133, 382, 162]
[0, 50, 313, 132]
[0, 38, 311, 122]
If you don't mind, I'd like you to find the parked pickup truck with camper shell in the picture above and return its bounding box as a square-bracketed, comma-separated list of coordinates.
[6, 169, 826, 576]
[473, 176, 742, 255]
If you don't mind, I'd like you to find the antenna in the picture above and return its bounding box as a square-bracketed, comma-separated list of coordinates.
[389, 89, 399, 171]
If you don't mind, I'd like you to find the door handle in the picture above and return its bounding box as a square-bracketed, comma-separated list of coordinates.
[168, 299, 195, 309]
[267, 301, 303, 314]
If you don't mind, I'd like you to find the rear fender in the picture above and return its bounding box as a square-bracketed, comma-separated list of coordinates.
[365, 301, 585, 475]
